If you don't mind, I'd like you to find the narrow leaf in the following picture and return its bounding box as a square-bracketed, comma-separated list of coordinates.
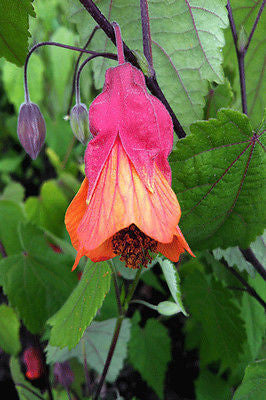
[158, 257, 188, 315]
[48, 260, 112, 349]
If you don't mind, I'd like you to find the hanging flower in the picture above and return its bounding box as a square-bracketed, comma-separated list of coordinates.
[23, 346, 43, 380]
[65, 24, 194, 270]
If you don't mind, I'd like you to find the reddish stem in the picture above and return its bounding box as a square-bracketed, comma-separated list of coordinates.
[113, 22, 125, 64]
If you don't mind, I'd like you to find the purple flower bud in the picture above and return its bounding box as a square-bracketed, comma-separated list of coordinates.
[70, 103, 92, 145]
[17, 102, 46, 160]
[54, 362, 74, 389]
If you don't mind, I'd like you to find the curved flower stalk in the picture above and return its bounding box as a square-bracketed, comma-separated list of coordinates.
[66, 23, 194, 270]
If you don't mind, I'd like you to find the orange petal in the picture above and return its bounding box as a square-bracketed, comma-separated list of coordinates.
[157, 226, 195, 262]
[77, 138, 181, 251]
[65, 177, 89, 250]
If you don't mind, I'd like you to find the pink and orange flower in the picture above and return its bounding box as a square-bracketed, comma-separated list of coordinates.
[65, 25, 194, 270]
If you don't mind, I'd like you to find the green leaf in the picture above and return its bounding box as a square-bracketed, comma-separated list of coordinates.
[48, 260, 112, 349]
[183, 265, 246, 371]
[213, 247, 255, 276]
[45, 116, 74, 160]
[170, 109, 265, 250]
[0, 222, 77, 333]
[250, 230, 266, 268]
[0, 154, 23, 173]
[223, 1, 266, 126]
[195, 369, 231, 400]
[233, 359, 266, 400]
[10, 356, 43, 400]
[2, 53, 44, 112]
[49, 27, 77, 113]
[128, 313, 171, 399]
[205, 79, 233, 119]
[0, 0, 35, 66]
[0, 182, 25, 202]
[243, 277, 266, 357]
[157, 257, 188, 315]
[0, 200, 25, 256]
[68, 0, 228, 131]
[25, 180, 68, 237]
[47, 318, 131, 382]
[0, 305, 21, 355]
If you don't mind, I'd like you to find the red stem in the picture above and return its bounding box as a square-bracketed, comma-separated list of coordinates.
[113, 22, 125, 64]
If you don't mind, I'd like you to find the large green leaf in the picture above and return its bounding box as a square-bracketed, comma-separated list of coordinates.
[0, 0, 35, 66]
[233, 359, 266, 400]
[195, 369, 231, 400]
[223, 0, 265, 126]
[0, 222, 77, 333]
[170, 109, 265, 250]
[0, 305, 21, 355]
[128, 312, 171, 399]
[0, 200, 25, 256]
[48, 260, 112, 349]
[183, 264, 246, 371]
[46, 318, 131, 382]
[68, 0, 228, 131]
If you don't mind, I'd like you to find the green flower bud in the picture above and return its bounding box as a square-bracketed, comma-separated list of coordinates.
[70, 103, 92, 145]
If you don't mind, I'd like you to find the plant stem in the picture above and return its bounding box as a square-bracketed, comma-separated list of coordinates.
[94, 316, 123, 399]
[94, 268, 142, 399]
[238, 52, 248, 115]
[24, 41, 115, 104]
[82, 338, 91, 396]
[226, 1, 248, 115]
[140, 0, 154, 75]
[245, 0, 265, 52]
[226, 0, 265, 115]
[66, 26, 99, 115]
[110, 260, 123, 316]
[221, 259, 266, 309]
[78, 0, 186, 139]
[240, 248, 266, 281]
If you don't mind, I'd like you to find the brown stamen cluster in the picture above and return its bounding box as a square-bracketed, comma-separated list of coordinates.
[112, 224, 157, 269]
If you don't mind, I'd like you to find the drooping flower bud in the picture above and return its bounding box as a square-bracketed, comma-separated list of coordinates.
[54, 362, 74, 389]
[17, 102, 46, 160]
[23, 346, 44, 380]
[70, 103, 92, 145]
